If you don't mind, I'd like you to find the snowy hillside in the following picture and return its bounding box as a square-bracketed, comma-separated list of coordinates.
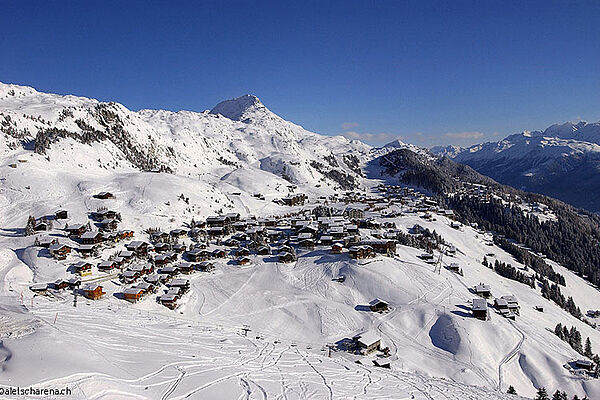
[1, 82, 600, 399]
[432, 122, 600, 212]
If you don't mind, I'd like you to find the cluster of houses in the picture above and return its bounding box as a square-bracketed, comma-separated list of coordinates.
[470, 284, 520, 321]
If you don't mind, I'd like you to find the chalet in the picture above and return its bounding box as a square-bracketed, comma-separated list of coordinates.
[328, 226, 345, 239]
[238, 256, 251, 265]
[501, 295, 519, 315]
[94, 192, 115, 199]
[55, 210, 68, 220]
[98, 260, 117, 271]
[196, 261, 215, 272]
[172, 243, 186, 253]
[103, 232, 119, 243]
[83, 284, 105, 300]
[446, 246, 457, 256]
[223, 238, 240, 247]
[126, 241, 149, 257]
[344, 207, 365, 220]
[66, 277, 82, 289]
[346, 224, 359, 234]
[119, 250, 134, 260]
[297, 224, 318, 236]
[80, 231, 103, 245]
[154, 242, 170, 253]
[212, 249, 226, 258]
[99, 218, 118, 231]
[150, 231, 170, 243]
[299, 238, 316, 249]
[144, 274, 161, 285]
[77, 244, 97, 258]
[361, 239, 396, 256]
[177, 263, 194, 274]
[206, 216, 228, 227]
[372, 358, 391, 369]
[53, 279, 70, 290]
[447, 263, 460, 273]
[135, 282, 155, 295]
[349, 245, 374, 260]
[30, 283, 48, 293]
[232, 221, 247, 231]
[575, 360, 595, 371]
[34, 221, 49, 231]
[225, 212, 240, 222]
[472, 298, 488, 320]
[170, 228, 188, 238]
[207, 226, 225, 238]
[72, 261, 92, 277]
[474, 284, 491, 298]
[118, 230, 134, 240]
[160, 265, 179, 276]
[121, 269, 140, 283]
[353, 332, 381, 355]
[278, 252, 295, 263]
[369, 298, 389, 312]
[331, 243, 344, 254]
[49, 243, 72, 260]
[320, 235, 333, 246]
[160, 293, 178, 309]
[186, 249, 211, 262]
[168, 278, 190, 293]
[123, 287, 144, 302]
[281, 194, 306, 206]
[35, 237, 57, 248]
[419, 253, 435, 263]
[256, 246, 270, 255]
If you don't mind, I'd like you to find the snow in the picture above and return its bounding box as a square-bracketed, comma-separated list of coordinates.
[0, 82, 599, 399]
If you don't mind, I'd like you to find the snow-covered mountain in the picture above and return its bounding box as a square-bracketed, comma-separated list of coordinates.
[3, 83, 600, 399]
[433, 121, 600, 212]
[0, 82, 372, 197]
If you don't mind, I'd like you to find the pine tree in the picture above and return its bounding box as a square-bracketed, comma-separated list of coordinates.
[584, 337, 593, 358]
[507, 385, 517, 395]
[25, 215, 36, 236]
[552, 391, 567, 400]
[554, 323, 563, 339]
[535, 387, 549, 400]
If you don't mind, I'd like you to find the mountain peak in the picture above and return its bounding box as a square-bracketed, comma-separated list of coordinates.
[210, 94, 267, 121]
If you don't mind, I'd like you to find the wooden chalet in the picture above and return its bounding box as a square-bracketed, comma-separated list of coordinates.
[331, 243, 344, 254]
[369, 298, 389, 312]
[30, 283, 48, 293]
[123, 287, 144, 302]
[353, 332, 381, 355]
[55, 210, 68, 220]
[77, 244, 97, 258]
[186, 248, 211, 262]
[94, 192, 115, 199]
[212, 249, 226, 258]
[168, 278, 190, 293]
[72, 261, 92, 276]
[160, 293, 178, 309]
[278, 252, 295, 263]
[53, 279, 70, 290]
[99, 218, 118, 231]
[472, 298, 488, 320]
[118, 230, 134, 240]
[177, 263, 194, 274]
[80, 231, 103, 245]
[361, 239, 396, 256]
[474, 284, 491, 298]
[256, 246, 270, 255]
[65, 224, 87, 237]
[83, 284, 105, 300]
[195, 261, 215, 272]
[349, 245, 374, 260]
[49, 243, 72, 260]
[238, 256, 251, 265]
[160, 265, 179, 276]
[126, 241, 149, 257]
[98, 260, 117, 271]
[121, 269, 140, 283]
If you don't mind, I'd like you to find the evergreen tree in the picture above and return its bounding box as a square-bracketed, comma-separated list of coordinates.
[535, 387, 549, 400]
[25, 215, 36, 236]
[507, 385, 517, 395]
[554, 323, 563, 339]
[584, 337, 593, 358]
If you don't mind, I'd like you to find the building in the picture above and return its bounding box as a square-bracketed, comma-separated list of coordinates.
[72, 261, 92, 277]
[55, 210, 68, 220]
[123, 287, 144, 302]
[80, 231, 103, 245]
[472, 298, 488, 320]
[95, 192, 115, 199]
[474, 284, 491, 298]
[353, 332, 381, 355]
[369, 298, 389, 312]
[83, 284, 105, 300]
[48, 243, 71, 260]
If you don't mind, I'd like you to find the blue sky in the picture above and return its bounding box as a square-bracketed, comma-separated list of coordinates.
[2, 1, 600, 147]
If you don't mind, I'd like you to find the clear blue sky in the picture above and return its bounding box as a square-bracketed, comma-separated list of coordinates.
[2, 1, 600, 147]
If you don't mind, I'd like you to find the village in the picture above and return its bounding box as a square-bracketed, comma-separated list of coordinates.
[22, 181, 583, 375]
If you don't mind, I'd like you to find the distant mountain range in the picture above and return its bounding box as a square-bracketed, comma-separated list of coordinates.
[432, 121, 600, 212]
